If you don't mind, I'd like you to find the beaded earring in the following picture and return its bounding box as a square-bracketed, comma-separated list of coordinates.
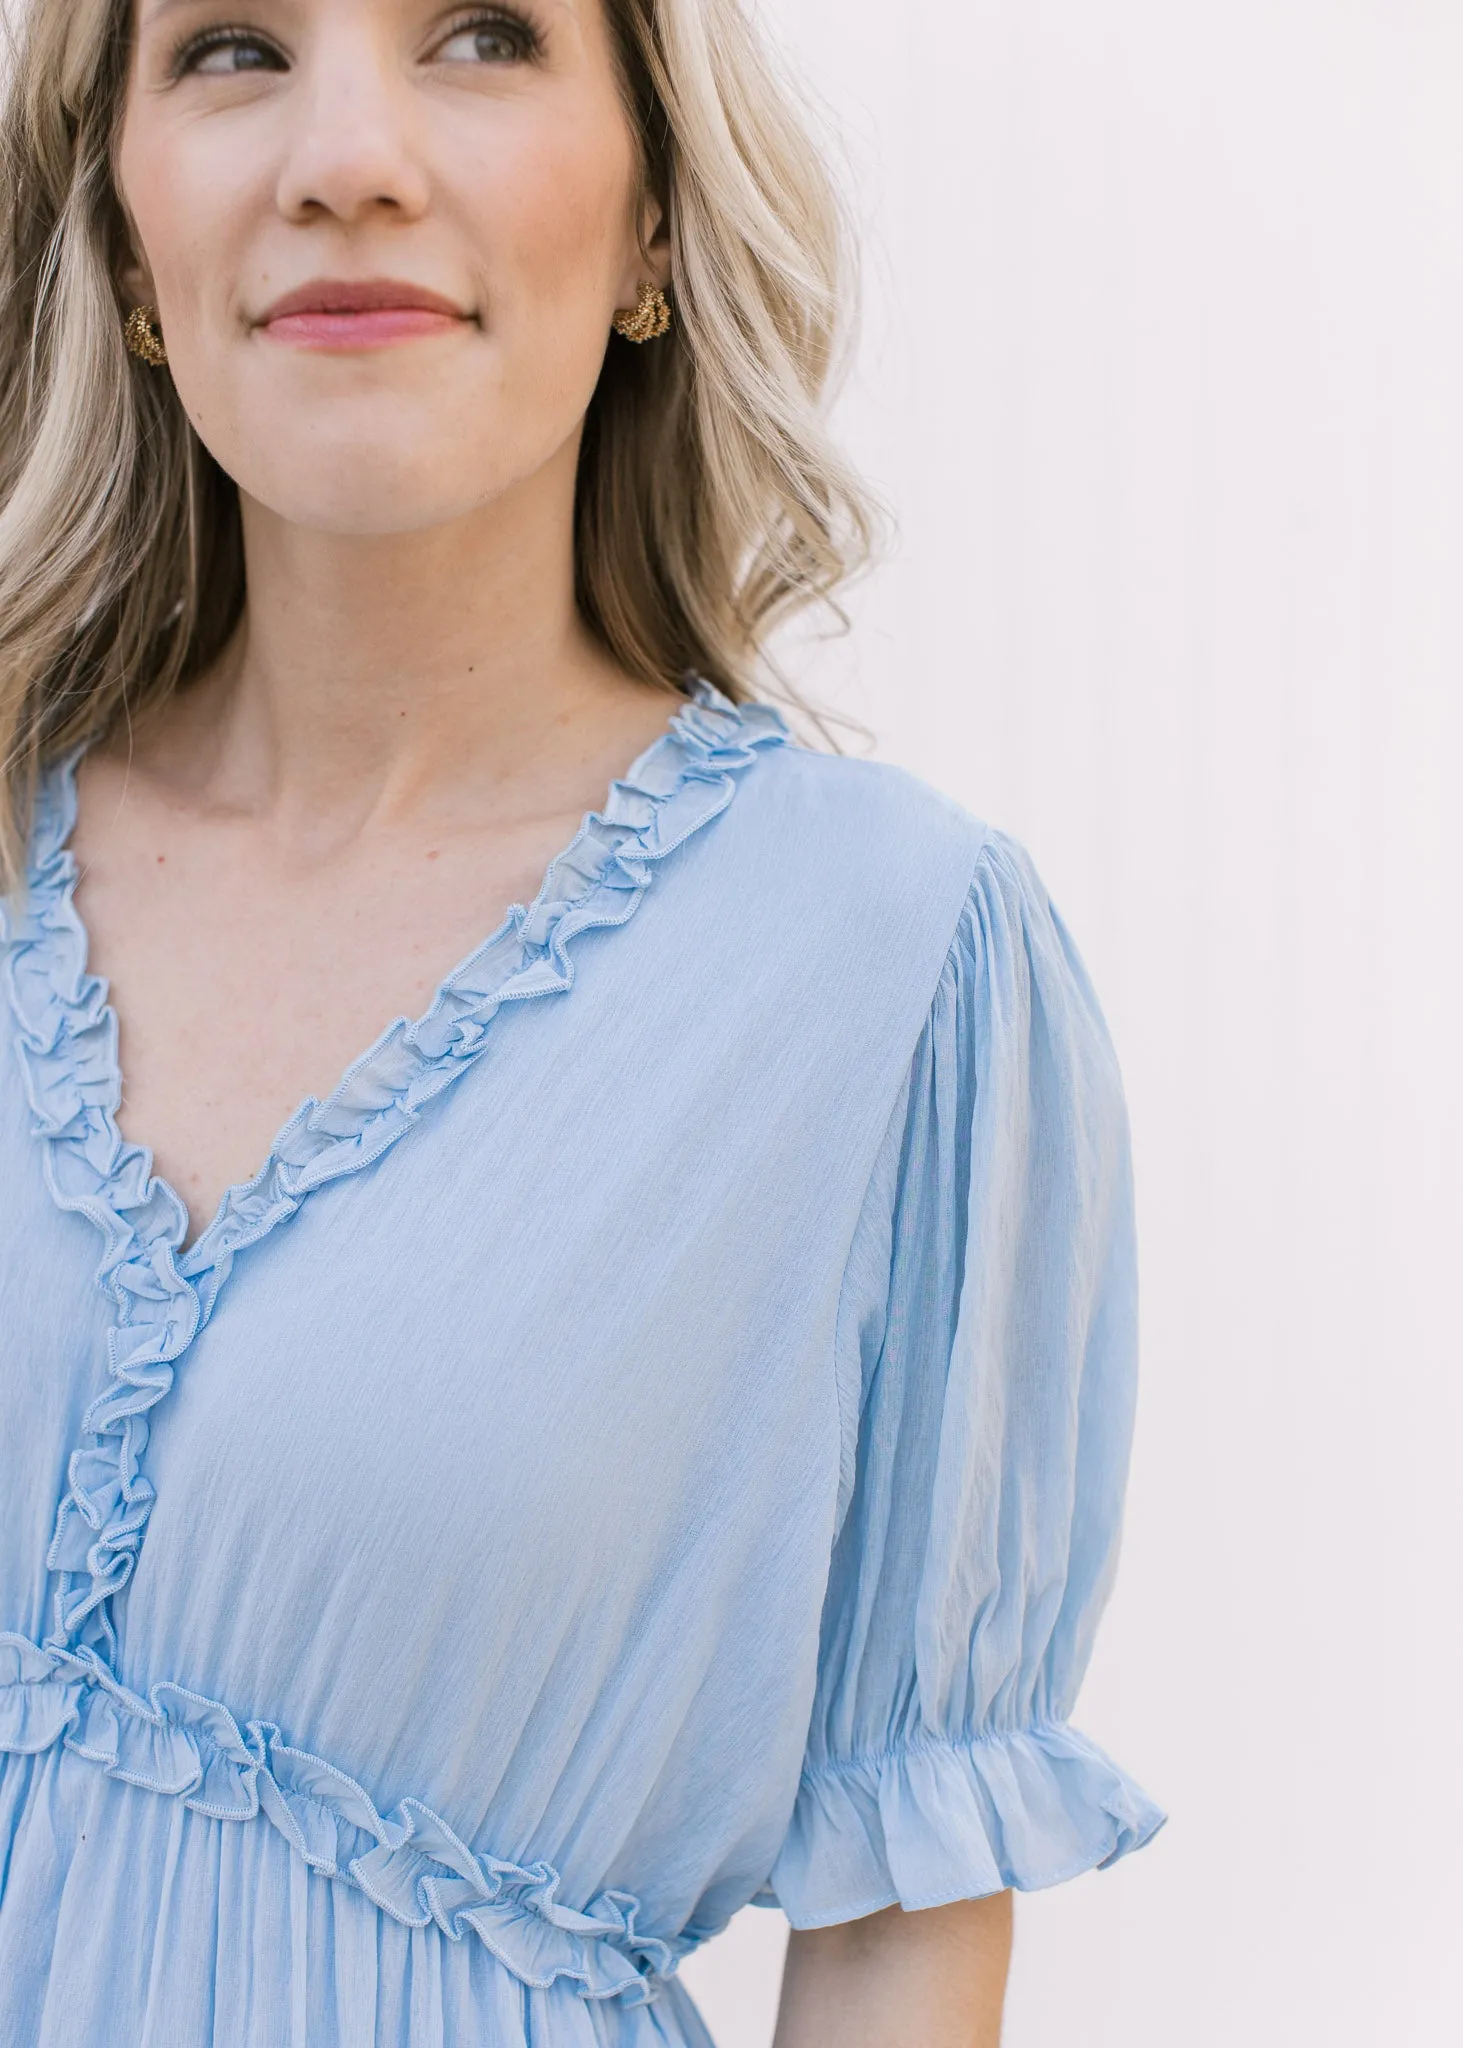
[124, 305, 168, 368]
[612, 283, 672, 344]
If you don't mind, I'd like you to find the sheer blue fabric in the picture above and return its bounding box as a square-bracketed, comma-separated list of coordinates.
[0, 683, 1163, 2046]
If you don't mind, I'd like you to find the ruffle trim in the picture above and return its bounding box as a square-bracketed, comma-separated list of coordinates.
[2, 682, 789, 1659]
[756, 1720, 1167, 1927]
[0, 1632, 693, 2003]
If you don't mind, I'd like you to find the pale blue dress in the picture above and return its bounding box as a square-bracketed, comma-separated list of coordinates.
[0, 682, 1164, 2047]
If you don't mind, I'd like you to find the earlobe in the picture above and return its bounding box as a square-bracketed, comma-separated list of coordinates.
[615, 200, 673, 338]
[116, 237, 165, 364]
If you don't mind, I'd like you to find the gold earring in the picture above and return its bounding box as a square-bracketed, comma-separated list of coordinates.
[612, 282, 672, 344]
[124, 304, 168, 368]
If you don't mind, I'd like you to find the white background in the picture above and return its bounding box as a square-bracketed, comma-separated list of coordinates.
[681, 2, 1463, 2043]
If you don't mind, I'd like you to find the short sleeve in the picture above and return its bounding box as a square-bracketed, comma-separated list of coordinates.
[759, 830, 1167, 1927]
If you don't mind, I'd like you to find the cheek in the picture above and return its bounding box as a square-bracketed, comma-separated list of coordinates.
[117, 119, 255, 326]
[117, 125, 274, 455]
[456, 108, 640, 323]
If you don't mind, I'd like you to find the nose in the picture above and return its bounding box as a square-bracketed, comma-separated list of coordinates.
[274, 32, 431, 226]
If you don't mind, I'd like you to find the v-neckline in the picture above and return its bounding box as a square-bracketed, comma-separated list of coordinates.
[8, 679, 790, 1281]
[6, 678, 791, 1659]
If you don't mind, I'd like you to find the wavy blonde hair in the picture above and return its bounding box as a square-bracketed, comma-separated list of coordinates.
[0, 0, 873, 888]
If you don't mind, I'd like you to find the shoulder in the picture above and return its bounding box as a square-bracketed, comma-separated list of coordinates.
[740, 743, 1077, 1018]
[732, 736, 995, 927]
[635, 697, 1104, 1159]
[647, 691, 1068, 1083]
[672, 686, 994, 910]
[667, 726, 1018, 1083]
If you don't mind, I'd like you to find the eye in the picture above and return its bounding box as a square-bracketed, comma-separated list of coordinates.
[431, 10, 541, 65]
[174, 29, 288, 77]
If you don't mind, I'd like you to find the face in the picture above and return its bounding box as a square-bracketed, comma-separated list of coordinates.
[116, 0, 663, 535]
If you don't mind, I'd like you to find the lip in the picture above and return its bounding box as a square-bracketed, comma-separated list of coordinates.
[255, 278, 472, 350]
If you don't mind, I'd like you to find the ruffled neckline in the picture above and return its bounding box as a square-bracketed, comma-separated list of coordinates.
[3, 677, 790, 1657]
[20, 676, 788, 1270]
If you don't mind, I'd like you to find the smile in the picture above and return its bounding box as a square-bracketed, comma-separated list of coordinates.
[255, 278, 471, 350]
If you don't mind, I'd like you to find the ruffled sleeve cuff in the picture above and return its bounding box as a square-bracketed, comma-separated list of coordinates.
[756, 1722, 1167, 1928]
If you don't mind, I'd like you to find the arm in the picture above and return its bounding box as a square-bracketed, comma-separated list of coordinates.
[774, 1893, 1013, 2048]
[761, 839, 1164, 2014]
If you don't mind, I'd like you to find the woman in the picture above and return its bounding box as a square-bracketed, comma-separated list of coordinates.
[0, 0, 1165, 2042]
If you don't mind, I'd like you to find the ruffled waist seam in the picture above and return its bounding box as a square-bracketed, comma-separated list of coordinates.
[0, 1632, 689, 2006]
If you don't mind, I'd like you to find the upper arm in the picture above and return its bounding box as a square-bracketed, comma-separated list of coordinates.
[761, 832, 1165, 1932]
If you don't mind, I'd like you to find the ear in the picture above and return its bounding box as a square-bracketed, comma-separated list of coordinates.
[639, 189, 672, 290]
[112, 171, 156, 308]
[615, 188, 671, 305]
[117, 252, 155, 309]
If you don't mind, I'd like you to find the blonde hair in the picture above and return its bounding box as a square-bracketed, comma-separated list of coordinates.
[0, 0, 874, 888]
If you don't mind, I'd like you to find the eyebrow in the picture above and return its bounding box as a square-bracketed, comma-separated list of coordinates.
[138, 0, 225, 20]
[137, 0, 283, 21]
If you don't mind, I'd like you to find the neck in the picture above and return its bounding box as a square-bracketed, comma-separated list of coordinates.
[145, 436, 662, 830]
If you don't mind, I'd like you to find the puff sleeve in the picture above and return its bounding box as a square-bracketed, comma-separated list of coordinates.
[760, 830, 1166, 1927]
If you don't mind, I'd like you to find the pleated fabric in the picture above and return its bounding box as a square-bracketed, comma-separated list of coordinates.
[0, 683, 1163, 2045]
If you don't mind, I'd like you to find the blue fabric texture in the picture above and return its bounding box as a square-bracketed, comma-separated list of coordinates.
[0, 682, 1164, 2046]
